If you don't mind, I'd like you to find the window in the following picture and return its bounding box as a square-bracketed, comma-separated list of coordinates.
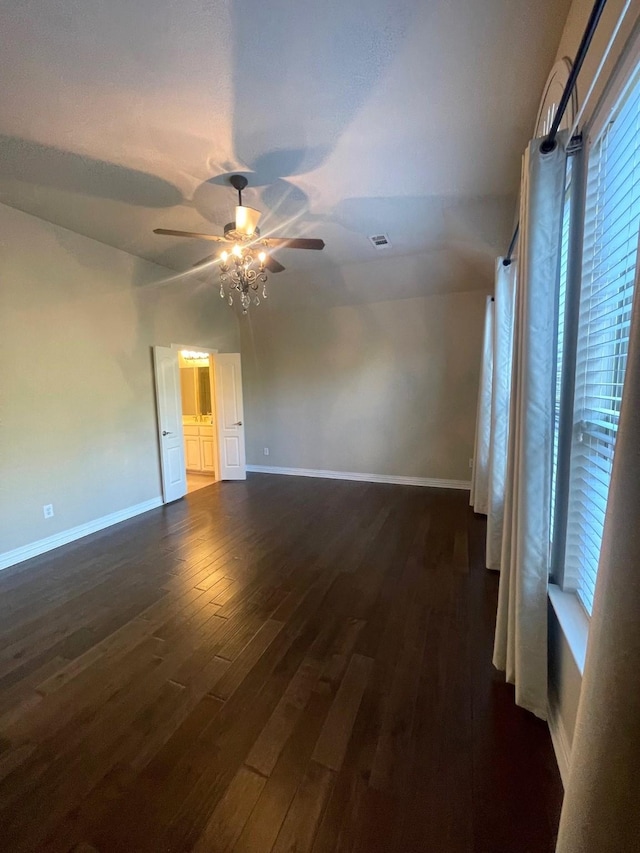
[563, 71, 640, 614]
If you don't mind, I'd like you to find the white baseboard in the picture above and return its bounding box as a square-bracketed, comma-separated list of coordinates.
[246, 464, 470, 491]
[547, 697, 571, 788]
[0, 497, 164, 572]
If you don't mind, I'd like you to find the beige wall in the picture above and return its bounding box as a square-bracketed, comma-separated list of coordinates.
[0, 203, 239, 555]
[240, 289, 486, 482]
[237, 184, 512, 485]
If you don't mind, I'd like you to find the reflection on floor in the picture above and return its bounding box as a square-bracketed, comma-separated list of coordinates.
[186, 473, 217, 493]
[0, 475, 563, 851]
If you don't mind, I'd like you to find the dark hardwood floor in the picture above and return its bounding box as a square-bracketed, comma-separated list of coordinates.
[0, 474, 563, 852]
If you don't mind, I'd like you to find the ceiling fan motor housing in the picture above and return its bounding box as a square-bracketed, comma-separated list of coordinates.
[224, 222, 261, 242]
[229, 174, 248, 192]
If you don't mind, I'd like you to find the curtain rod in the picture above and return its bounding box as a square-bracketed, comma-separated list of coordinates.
[503, 0, 609, 267]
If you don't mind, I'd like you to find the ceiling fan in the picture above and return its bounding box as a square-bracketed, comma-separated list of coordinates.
[153, 174, 325, 276]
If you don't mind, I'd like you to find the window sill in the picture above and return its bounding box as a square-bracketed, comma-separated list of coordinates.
[548, 584, 589, 675]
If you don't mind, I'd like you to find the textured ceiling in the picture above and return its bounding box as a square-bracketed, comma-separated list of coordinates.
[0, 0, 571, 299]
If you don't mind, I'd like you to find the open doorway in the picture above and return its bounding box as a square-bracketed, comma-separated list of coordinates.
[178, 350, 218, 494]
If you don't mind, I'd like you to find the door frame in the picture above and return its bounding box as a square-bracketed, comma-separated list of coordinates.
[170, 344, 221, 487]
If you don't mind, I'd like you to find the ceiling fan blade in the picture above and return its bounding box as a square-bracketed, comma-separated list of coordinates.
[265, 256, 286, 274]
[153, 228, 230, 243]
[262, 237, 325, 251]
[192, 253, 218, 268]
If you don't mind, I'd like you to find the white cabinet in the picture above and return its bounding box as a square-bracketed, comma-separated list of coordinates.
[184, 436, 202, 470]
[200, 428, 216, 473]
[183, 424, 216, 475]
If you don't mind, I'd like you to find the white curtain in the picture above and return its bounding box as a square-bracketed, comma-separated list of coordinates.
[470, 296, 494, 514]
[493, 134, 567, 719]
[555, 258, 640, 852]
[486, 259, 517, 570]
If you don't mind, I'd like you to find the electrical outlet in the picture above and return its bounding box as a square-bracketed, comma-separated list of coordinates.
[263, 447, 270, 456]
[469, 458, 474, 469]
[43, 504, 54, 519]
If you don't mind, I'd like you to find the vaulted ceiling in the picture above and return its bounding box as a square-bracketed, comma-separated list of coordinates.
[0, 0, 571, 299]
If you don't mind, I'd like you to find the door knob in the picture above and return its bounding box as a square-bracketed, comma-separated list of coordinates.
[233, 421, 243, 426]
[162, 430, 172, 436]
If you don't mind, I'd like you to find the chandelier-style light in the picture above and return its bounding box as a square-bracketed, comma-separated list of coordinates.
[218, 243, 268, 314]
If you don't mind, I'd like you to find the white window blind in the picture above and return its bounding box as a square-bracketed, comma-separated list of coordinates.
[550, 160, 573, 548]
[564, 73, 640, 614]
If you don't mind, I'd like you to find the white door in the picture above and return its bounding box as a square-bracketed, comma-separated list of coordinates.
[213, 353, 246, 480]
[153, 346, 187, 502]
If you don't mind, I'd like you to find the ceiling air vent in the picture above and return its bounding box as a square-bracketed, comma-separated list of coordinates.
[369, 233, 392, 249]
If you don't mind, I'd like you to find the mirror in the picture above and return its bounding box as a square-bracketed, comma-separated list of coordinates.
[180, 363, 212, 417]
[197, 366, 212, 415]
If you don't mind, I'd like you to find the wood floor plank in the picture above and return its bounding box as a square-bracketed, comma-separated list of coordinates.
[0, 655, 66, 719]
[312, 653, 373, 773]
[310, 671, 397, 853]
[271, 760, 335, 853]
[191, 766, 266, 853]
[234, 687, 333, 853]
[210, 619, 285, 701]
[246, 656, 323, 777]
[217, 613, 265, 662]
[453, 524, 470, 573]
[368, 584, 429, 793]
[162, 638, 313, 850]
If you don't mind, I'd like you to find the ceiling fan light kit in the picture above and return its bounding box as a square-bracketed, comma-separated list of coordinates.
[153, 174, 325, 315]
[218, 244, 268, 312]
